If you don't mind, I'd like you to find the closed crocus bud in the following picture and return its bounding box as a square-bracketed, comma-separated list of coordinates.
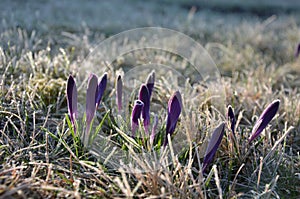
[66, 75, 78, 133]
[146, 71, 155, 98]
[139, 84, 150, 131]
[249, 99, 280, 143]
[164, 91, 182, 147]
[131, 100, 144, 136]
[227, 105, 236, 135]
[202, 122, 225, 173]
[116, 75, 123, 113]
[85, 74, 98, 140]
[96, 73, 107, 109]
[295, 42, 300, 58]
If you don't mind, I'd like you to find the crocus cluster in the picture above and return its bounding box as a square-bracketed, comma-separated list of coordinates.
[66, 72, 280, 174]
[124, 71, 182, 147]
[67, 71, 182, 149]
[121, 72, 155, 135]
[66, 73, 107, 144]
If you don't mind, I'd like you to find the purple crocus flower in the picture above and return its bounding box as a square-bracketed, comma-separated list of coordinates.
[96, 73, 107, 109]
[116, 75, 123, 113]
[66, 75, 78, 133]
[295, 42, 300, 58]
[85, 74, 98, 139]
[249, 99, 280, 143]
[202, 122, 225, 173]
[138, 84, 150, 131]
[146, 71, 155, 98]
[163, 91, 182, 147]
[227, 105, 236, 135]
[131, 100, 144, 136]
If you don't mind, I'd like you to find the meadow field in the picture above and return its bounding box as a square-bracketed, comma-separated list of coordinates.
[0, 0, 299, 198]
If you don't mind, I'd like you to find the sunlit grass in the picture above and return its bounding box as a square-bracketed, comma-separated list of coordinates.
[0, 13, 299, 198]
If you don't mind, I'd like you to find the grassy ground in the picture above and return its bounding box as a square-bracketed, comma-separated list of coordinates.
[0, 1, 300, 198]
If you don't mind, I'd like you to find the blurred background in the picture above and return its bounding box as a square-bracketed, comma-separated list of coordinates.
[1, 0, 300, 36]
[1, 0, 299, 70]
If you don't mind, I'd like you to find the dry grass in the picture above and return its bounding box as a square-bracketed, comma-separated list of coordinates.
[1, 6, 300, 198]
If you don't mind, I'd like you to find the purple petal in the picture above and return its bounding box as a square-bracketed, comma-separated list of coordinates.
[131, 100, 144, 135]
[86, 74, 98, 136]
[146, 71, 155, 98]
[164, 91, 182, 147]
[116, 75, 123, 112]
[66, 75, 78, 132]
[138, 84, 150, 130]
[295, 42, 300, 58]
[202, 122, 225, 173]
[96, 73, 107, 108]
[227, 105, 236, 135]
[249, 99, 280, 143]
